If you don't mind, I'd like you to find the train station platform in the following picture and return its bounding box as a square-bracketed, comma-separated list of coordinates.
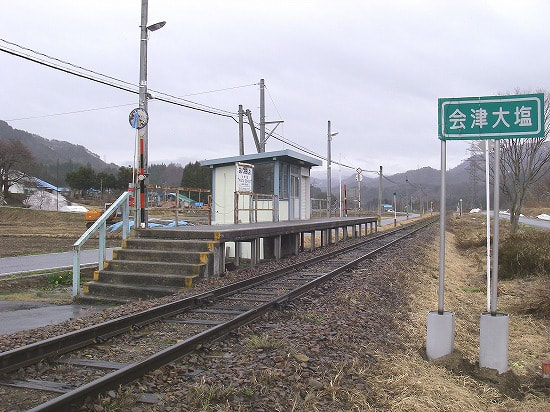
[83, 216, 379, 302]
[138, 216, 379, 270]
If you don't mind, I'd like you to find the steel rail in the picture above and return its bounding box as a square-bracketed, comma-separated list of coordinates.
[1, 219, 435, 377]
[30, 217, 434, 411]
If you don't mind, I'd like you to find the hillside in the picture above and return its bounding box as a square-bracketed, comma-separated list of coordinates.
[0, 121, 118, 171]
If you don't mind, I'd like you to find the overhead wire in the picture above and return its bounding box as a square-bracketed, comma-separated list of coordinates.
[1, 38, 360, 168]
[5, 103, 137, 122]
[179, 83, 258, 97]
[0, 44, 237, 119]
[0, 37, 137, 89]
[264, 85, 283, 122]
[0, 37, 248, 108]
[245, 117, 355, 169]
[0, 38, 238, 117]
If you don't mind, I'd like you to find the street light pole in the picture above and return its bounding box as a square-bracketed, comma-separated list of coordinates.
[327, 121, 332, 218]
[136, 0, 149, 228]
[326, 121, 338, 218]
[136, 0, 165, 228]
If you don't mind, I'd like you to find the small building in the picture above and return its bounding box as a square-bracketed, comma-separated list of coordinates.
[201, 149, 322, 225]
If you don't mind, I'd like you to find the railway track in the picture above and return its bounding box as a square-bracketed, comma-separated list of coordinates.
[0, 217, 436, 411]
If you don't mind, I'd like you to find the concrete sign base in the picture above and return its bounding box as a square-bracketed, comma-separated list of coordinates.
[426, 311, 455, 360]
[480, 312, 509, 373]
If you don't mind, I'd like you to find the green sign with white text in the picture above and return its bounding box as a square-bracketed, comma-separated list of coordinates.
[438, 93, 544, 140]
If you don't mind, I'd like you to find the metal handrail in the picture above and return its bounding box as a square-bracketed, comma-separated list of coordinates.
[72, 191, 131, 297]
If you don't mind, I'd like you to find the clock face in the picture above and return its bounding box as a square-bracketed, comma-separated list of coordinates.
[129, 108, 149, 129]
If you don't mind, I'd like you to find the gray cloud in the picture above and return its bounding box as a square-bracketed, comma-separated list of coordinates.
[1, 0, 548, 175]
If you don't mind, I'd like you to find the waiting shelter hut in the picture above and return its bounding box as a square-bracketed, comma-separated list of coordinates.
[201, 149, 322, 261]
[201, 149, 322, 224]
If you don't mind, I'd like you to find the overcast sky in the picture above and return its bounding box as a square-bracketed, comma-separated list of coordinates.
[1, 0, 549, 177]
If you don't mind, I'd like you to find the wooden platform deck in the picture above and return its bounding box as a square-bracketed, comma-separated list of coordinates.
[137, 216, 379, 271]
[139, 216, 378, 242]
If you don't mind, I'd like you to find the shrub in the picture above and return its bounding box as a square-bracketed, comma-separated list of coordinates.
[499, 232, 550, 279]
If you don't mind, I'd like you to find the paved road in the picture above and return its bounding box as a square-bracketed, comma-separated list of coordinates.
[381, 213, 420, 226]
[479, 212, 550, 231]
[0, 248, 113, 276]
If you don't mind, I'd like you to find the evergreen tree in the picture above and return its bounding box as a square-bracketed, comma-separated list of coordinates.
[180, 161, 211, 190]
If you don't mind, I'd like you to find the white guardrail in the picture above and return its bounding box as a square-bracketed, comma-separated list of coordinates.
[72, 191, 131, 297]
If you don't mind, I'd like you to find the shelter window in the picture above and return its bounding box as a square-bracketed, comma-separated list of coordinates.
[279, 162, 289, 199]
[253, 162, 274, 195]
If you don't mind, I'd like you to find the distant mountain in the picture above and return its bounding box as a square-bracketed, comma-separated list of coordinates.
[312, 161, 476, 211]
[0, 120, 122, 186]
[0, 120, 118, 171]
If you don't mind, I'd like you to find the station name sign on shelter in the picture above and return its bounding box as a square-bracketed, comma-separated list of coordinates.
[235, 162, 254, 192]
[438, 93, 544, 140]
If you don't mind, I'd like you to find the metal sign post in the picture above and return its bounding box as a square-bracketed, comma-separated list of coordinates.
[426, 139, 455, 360]
[429, 93, 545, 372]
[485, 140, 491, 312]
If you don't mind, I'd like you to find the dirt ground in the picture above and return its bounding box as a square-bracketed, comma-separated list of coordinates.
[0, 207, 115, 258]
[0, 207, 210, 258]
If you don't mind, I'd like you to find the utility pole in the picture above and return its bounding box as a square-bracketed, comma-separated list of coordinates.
[245, 109, 261, 153]
[259, 79, 265, 152]
[326, 121, 332, 218]
[393, 192, 397, 227]
[339, 154, 342, 217]
[344, 184, 348, 216]
[56, 159, 59, 212]
[405, 176, 409, 218]
[136, 0, 165, 227]
[357, 171, 361, 214]
[136, 0, 149, 228]
[238, 104, 244, 155]
[378, 165, 382, 222]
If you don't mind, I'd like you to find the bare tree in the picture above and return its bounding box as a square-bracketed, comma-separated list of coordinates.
[499, 93, 550, 233]
[466, 141, 482, 209]
[0, 139, 34, 198]
[500, 137, 549, 233]
[467, 93, 550, 233]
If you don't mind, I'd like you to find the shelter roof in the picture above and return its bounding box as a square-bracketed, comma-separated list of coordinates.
[200, 149, 322, 168]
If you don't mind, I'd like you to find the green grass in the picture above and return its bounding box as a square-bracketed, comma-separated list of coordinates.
[46, 271, 72, 286]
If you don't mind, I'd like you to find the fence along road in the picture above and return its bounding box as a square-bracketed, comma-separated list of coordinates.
[0, 249, 114, 276]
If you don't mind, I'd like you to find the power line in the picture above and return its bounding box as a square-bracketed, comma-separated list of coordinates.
[245, 118, 356, 169]
[1, 38, 356, 167]
[382, 175, 401, 185]
[0, 37, 137, 89]
[264, 85, 283, 121]
[5, 103, 136, 122]
[0, 44, 237, 119]
[179, 83, 258, 97]
[149, 88, 237, 115]
[1, 35, 255, 103]
[0, 44, 138, 93]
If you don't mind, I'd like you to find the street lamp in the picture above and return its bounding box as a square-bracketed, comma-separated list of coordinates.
[136, 0, 165, 228]
[327, 120, 338, 218]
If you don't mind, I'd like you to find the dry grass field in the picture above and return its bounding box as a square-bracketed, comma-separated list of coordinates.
[0, 207, 101, 258]
[362, 214, 549, 411]
[0, 207, 210, 258]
